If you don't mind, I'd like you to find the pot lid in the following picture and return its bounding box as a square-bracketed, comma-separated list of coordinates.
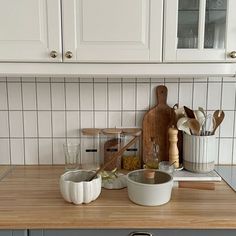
[127, 169, 172, 185]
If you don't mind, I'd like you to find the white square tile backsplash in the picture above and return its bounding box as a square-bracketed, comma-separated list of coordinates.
[37, 83, 51, 110]
[22, 83, 37, 110]
[0, 111, 9, 137]
[8, 83, 22, 110]
[0, 77, 235, 165]
[24, 111, 37, 137]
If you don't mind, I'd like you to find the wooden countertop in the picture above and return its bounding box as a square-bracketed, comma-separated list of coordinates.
[0, 165, 12, 180]
[0, 166, 236, 229]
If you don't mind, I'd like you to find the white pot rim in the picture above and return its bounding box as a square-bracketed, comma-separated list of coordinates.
[127, 169, 173, 187]
[60, 169, 100, 183]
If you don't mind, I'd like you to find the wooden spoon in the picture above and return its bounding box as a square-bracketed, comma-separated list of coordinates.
[212, 110, 225, 135]
[184, 106, 195, 119]
[187, 118, 201, 136]
[86, 131, 141, 181]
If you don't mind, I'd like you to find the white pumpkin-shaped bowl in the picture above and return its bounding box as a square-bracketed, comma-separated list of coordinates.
[60, 170, 101, 205]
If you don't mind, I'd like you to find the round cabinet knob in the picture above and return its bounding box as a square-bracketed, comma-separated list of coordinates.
[65, 51, 73, 59]
[50, 50, 58, 58]
[229, 51, 236, 59]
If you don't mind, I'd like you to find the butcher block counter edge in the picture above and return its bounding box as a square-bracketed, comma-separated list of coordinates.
[0, 165, 235, 229]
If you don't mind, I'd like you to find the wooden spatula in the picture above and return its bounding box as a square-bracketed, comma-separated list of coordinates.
[187, 118, 201, 136]
[184, 106, 195, 119]
[212, 110, 225, 135]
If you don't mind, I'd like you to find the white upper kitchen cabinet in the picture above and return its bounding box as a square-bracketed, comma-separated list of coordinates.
[164, 0, 236, 62]
[0, 0, 62, 62]
[62, 0, 163, 62]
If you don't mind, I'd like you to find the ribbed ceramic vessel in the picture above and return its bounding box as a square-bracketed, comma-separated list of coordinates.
[183, 134, 216, 173]
[60, 170, 101, 205]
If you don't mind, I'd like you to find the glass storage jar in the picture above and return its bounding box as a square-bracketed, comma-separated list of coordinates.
[122, 128, 142, 171]
[102, 128, 123, 171]
[81, 128, 101, 170]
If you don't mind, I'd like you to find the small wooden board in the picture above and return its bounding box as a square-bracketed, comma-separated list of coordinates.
[142, 85, 179, 162]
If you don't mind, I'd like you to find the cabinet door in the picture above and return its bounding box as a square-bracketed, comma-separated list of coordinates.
[164, 0, 236, 62]
[0, 230, 27, 236]
[29, 229, 236, 236]
[0, 0, 62, 62]
[62, 0, 163, 62]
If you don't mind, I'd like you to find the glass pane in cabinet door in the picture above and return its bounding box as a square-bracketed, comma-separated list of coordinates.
[178, 0, 199, 48]
[204, 0, 227, 49]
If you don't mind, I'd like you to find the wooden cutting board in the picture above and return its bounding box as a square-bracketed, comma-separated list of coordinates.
[142, 85, 177, 163]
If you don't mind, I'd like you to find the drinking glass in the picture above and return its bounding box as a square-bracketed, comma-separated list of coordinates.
[63, 143, 80, 171]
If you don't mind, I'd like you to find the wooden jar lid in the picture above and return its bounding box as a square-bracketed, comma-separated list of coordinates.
[102, 128, 123, 135]
[122, 128, 142, 136]
[82, 128, 101, 136]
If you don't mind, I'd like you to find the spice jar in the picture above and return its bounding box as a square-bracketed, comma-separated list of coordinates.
[102, 128, 123, 171]
[81, 128, 101, 170]
[122, 128, 142, 171]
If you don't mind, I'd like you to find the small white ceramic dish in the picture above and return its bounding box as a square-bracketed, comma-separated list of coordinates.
[127, 169, 173, 206]
[60, 170, 101, 205]
[102, 173, 127, 189]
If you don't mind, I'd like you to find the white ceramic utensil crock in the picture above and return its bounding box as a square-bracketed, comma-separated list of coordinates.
[60, 170, 101, 205]
[183, 133, 216, 173]
[127, 169, 173, 206]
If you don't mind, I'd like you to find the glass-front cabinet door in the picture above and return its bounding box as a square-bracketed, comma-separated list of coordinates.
[164, 0, 236, 62]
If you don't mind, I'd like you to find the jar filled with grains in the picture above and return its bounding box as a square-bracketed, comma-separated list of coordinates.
[122, 128, 142, 171]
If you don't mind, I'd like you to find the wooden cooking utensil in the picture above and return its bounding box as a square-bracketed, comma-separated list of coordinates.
[87, 132, 141, 181]
[142, 85, 177, 162]
[177, 181, 215, 190]
[212, 110, 225, 135]
[187, 118, 201, 136]
[184, 106, 195, 119]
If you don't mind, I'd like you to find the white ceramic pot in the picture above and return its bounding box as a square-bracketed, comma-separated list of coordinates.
[60, 170, 101, 205]
[127, 169, 173, 206]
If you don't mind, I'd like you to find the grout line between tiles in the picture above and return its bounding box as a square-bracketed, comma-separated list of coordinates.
[177, 78, 180, 105]
[92, 77, 95, 129]
[217, 77, 224, 164]
[64, 77, 68, 143]
[231, 82, 236, 164]
[148, 78, 152, 110]
[107, 77, 109, 128]
[78, 77, 82, 162]
[206, 77, 209, 111]
[1, 108, 236, 112]
[134, 78, 138, 126]
[49, 77, 53, 165]
[191, 78, 194, 109]
[5, 78, 12, 165]
[35, 77, 40, 164]
[20, 77, 26, 165]
[121, 78, 123, 127]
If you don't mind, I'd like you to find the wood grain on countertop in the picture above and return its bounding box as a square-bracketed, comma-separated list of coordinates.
[0, 166, 235, 229]
[0, 165, 12, 180]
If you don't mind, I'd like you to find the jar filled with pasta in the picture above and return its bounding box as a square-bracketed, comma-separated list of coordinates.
[122, 128, 142, 171]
